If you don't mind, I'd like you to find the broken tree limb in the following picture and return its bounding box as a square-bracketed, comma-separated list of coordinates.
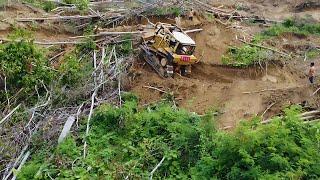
[312, 87, 320, 96]
[0, 38, 83, 45]
[0, 37, 133, 46]
[76, 103, 84, 128]
[0, 104, 21, 125]
[69, 31, 147, 39]
[3, 145, 28, 180]
[143, 86, 168, 94]
[114, 48, 122, 106]
[16, 15, 100, 22]
[300, 110, 320, 117]
[149, 156, 165, 180]
[11, 151, 30, 180]
[58, 116, 76, 144]
[261, 102, 276, 118]
[49, 51, 66, 62]
[83, 89, 96, 158]
[185, 28, 203, 34]
[238, 39, 290, 57]
[242, 85, 304, 94]
[304, 119, 320, 124]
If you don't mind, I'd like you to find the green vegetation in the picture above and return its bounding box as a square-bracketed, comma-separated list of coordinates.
[0, 38, 54, 103]
[0, 28, 97, 108]
[22, 0, 56, 12]
[306, 49, 320, 59]
[18, 99, 320, 179]
[58, 53, 92, 86]
[42, 1, 56, 12]
[22, 0, 89, 12]
[116, 34, 134, 56]
[150, 7, 183, 16]
[222, 19, 320, 66]
[257, 19, 320, 41]
[63, 0, 89, 11]
[222, 45, 269, 67]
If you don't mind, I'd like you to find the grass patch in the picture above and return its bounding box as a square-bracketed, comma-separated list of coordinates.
[306, 49, 320, 59]
[222, 45, 271, 67]
[258, 19, 320, 41]
[22, 0, 56, 12]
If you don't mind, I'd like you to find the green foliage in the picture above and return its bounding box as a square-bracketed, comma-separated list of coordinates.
[76, 37, 96, 52]
[116, 34, 133, 56]
[222, 45, 268, 67]
[58, 53, 90, 86]
[259, 19, 320, 40]
[17, 161, 41, 180]
[223, 19, 320, 66]
[192, 106, 320, 179]
[306, 49, 320, 59]
[63, 0, 88, 11]
[151, 7, 183, 16]
[19, 103, 320, 179]
[7, 28, 33, 40]
[0, 39, 54, 103]
[43, 1, 56, 12]
[56, 136, 80, 159]
[205, 13, 215, 22]
[22, 0, 56, 12]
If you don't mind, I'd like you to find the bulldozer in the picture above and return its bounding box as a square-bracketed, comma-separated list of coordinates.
[140, 22, 198, 78]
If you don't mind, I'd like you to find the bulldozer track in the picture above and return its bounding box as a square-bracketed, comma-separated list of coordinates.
[140, 44, 166, 78]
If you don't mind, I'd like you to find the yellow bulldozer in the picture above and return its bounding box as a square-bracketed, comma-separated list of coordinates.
[140, 22, 198, 78]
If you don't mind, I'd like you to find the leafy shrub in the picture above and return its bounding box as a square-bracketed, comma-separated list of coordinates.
[76, 37, 96, 52]
[17, 161, 41, 180]
[0, 40, 54, 102]
[58, 54, 86, 86]
[63, 0, 88, 11]
[192, 106, 320, 179]
[43, 1, 56, 12]
[151, 7, 183, 16]
[306, 49, 320, 59]
[222, 45, 269, 66]
[56, 136, 79, 160]
[116, 34, 133, 56]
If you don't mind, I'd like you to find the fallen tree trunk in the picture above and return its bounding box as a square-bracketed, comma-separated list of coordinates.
[16, 15, 100, 22]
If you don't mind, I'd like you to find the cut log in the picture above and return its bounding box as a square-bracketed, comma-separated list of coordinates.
[58, 116, 76, 144]
[0, 104, 21, 125]
[16, 15, 100, 22]
[185, 28, 203, 33]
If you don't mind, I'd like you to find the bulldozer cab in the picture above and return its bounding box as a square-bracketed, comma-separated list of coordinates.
[171, 31, 196, 55]
[153, 23, 196, 56]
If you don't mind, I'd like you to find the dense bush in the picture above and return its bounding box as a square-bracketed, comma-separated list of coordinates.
[18, 100, 320, 179]
[148, 7, 183, 16]
[63, 0, 88, 11]
[58, 53, 92, 86]
[222, 45, 270, 67]
[0, 40, 54, 102]
[192, 106, 320, 179]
